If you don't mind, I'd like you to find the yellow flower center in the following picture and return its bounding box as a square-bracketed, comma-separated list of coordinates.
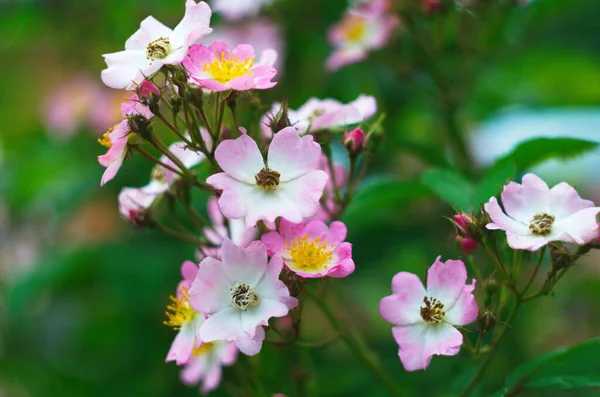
[341, 15, 367, 42]
[204, 51, 255, 84]
[98, 124, 118, 148]
[164, 287, 196, 330]
[146, 37, 171, 60]
[192, 342, 215, 357]
[286, 235, 333, 272]
[420, 297, 445, 324]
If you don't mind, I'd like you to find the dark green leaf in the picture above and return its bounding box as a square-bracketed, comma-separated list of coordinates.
[421, 168, 475, 210]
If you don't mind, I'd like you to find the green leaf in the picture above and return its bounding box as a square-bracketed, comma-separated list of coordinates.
[421, 168, 475, 210]
[494, 337, 600, 397]
[473, 161, 516, 205]
[492, 137, 598, 174]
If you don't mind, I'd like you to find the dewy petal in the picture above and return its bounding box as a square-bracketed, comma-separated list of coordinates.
[549, 182, 595, 219]
[171, 0, 213, 49]
[199, 307, 244, 342]
[379, 272, 426, 326]
[220, 239, 268, 288]
[426, 257, 467, 308]
[189, 257, 231, 313]
[267, 127, 322, 182]
[214, 133, 265, 184]
[484, 197, 529, 235]
[501, 173, 550, 223]
[444, 282, 478, 326]
[553, 207, 600, 245]
[392, 323, 463, 371]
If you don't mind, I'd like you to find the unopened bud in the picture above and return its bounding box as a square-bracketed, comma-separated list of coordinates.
[484, 278, 497, 306]
[550, 243, 571, 272]
[457, 236, 478, 255]
[478, 308, 497, 332]
[137, 80, 160, 101]
[344, 127, 366, 153]
[453, 214, 472, 237]
[170, 96, 182, 117]
[269, 100, 291, 134]
[424, 0, 442, 14]
[185, 86, 204, 109]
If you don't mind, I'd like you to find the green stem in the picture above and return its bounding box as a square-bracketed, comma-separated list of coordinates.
[135, 147, 183, 177]
[308, 291, 404, 397]
[521, 247, 545, 296]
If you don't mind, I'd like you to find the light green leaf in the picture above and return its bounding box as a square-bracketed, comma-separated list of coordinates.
[421, 168, 475, 210]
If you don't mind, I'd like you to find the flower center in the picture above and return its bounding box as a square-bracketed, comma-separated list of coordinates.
[150, 164, 166, 182]
[341, 15, 367, 42]
[255, 167, 281, 190]
[192, 342, 215, 357]
[529, 212, 555, 236]
[146, 37, 171, 60]
[163, 287, 196, 329]
[230, 283, 260, 311]
[287, 235, 333, 272]
[204, 51, 255, 84]
[420, 296, 445, 324]
[98, 125, 118, 148]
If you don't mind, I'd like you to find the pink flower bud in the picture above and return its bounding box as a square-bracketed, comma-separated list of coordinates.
[344, 127, 366, 152]
[458, 236, 478, 255]
[453, 213, 472, 236]
[424, 0, 441, 14]
[137, 80, 160, 100]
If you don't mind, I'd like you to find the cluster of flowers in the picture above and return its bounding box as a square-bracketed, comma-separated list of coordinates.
[96, 0, 600, 394]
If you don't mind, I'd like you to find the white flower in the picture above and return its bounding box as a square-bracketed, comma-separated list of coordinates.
[101, 0, 212, 90]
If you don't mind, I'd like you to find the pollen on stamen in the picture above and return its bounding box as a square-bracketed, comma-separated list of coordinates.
[163, 287, 195, 330]
[286, 235, 334, 273]
[98, 124, 118, 148]
[203, 52, 255, 84]
[420, 296, 445, 324]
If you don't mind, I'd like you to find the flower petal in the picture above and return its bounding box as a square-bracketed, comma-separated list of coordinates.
[234, 326, 265, 356]
[426, 257, 467, 308]
[214, 133, 265, 184]
[484, 197, 530, 235]
[220, 239, 268, 288]
[501, 174, 550, 223]
[171, 0, 213, 49]
[199, 307, 243, 342]
[550, 182, 595, 219]
[207, 173, 254, 220]
[267, 127, 322, 182]
[379, 272, 425, 326]
[189, 257, 231, 313]
[166, 321, 196, 365]
[553, 207, 600, 245]
[444, 282, 478, 326]
[279, 170, 329, 220]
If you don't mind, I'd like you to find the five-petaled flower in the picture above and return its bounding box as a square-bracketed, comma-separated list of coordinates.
[189, 238, 298, 356]
[184, 41, 278, 92]
[484, 173, 600, 251]
[180, 340, 238, 394]
[101, 0, 212, 90]
[379, 257, 478, 371]
[261, 219, 355, 278]
[206, 127, 328, 227]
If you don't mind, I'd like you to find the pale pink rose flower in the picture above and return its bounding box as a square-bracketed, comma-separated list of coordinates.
[97, 93, 153, 186]
[484, 173, 600, 251]
[211, 0, 273, 21]
[209, 19, 284, 71]
[261, 219, 355, 278]
[189, 238, 297, 356]
[206, 127, 328, 227]
[101, 0, 212, 90]
[379, 257, 478, 371]
[261, 95, 377, 136]
[165, 261, 206, 365]
[180, 340, 238, 394]
[184, 41, 277, 92]
[326, 0, 399, 71]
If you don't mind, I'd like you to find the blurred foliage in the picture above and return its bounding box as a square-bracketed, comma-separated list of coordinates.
[1, 0, 600, 396]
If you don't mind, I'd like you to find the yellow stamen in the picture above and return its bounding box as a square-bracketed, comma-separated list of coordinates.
[286, 235, 333, 273]
[98, 124, 118, 148]
[341, 15, 367, 42]
[164, 287, 196, 330]
[192, 342, 215, 357]
[204, 51, 255, 84]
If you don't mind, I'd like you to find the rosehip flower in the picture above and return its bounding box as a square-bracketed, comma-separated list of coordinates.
[484, 173, 600, 251]
[379, 257, 478, 371]
[211, 0, 274, 21]
[165, 261, 205, 365]
[206, 127, 328, 227]
[101, 0, 212, 90]
[261, 219, 354, 278]
[189, 238, 297, 356]
[326, 1, 399, 71]
[180, 341, 237, 394]
[97, 94, 153, 186]
[184, 41, 277, 92]
[261, 95, 376, 136]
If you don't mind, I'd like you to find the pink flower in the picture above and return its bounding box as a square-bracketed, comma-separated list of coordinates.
[189, 238, 297, 356]
[101, 0, 212, 90]
[180, 341, 237, 394]
[206, 127, 328, 227]
[453, 214, 478, 254]
[97, 94, 153, 186]
[118, 180, 169, 223]
[307, 155, 348, 222]
[159, 137, 207, 185]
[261, 219, 355, 278]
[211, 0, 273, 21]
[184, 41, 277, 92]
[484, 173, 600, 251]
[326, 1, 399, 71]
[379, 257, 478, 371]
[261, 95, 376, 136]
[165, 261, 206, 365]
[209, 19, 284, 71]
[457, 237, 478, 255]
[344, 127, 366, 152]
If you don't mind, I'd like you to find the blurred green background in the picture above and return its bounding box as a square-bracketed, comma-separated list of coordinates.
[1, 0, 600, 396]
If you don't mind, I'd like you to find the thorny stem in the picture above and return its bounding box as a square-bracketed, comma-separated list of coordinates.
[308, 291, 405, 397]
